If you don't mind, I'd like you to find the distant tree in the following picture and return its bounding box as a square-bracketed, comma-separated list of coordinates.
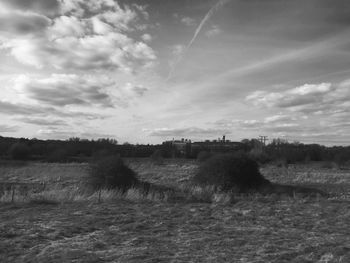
[9, 142, 31, 160]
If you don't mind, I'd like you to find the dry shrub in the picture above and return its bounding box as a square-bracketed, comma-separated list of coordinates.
[193, 153, 270, 192]
[89, 155, 139, 191]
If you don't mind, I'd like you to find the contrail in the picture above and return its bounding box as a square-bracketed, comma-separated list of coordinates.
[167, 0, 230, 81]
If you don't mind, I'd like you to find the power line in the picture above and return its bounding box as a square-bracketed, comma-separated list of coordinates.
[258, 135, 268, 146]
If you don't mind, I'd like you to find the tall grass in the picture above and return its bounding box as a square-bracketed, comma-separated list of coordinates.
[0, 185, 174, 204]
[0, 182, 328, 205]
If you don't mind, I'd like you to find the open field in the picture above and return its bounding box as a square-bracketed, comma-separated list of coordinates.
[1, 159, 349, 262]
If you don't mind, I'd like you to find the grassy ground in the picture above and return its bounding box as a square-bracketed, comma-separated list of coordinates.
[0, 159, 349, 262]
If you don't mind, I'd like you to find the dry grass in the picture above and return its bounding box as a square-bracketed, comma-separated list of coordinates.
[261, 163, 350, 200]
[0, 159, 349, 262]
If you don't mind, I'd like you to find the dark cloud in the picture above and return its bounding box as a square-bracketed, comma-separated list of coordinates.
[19, 74, 114, 107]
[0, 124, 19, 133]
[2, 0, 60, 16]
[15, 117, 67, 126]
[148, 127, 229, 137]
[0, 100, 106, 120]
[0, 100, 46, 115]
[0, 12, 50, 35]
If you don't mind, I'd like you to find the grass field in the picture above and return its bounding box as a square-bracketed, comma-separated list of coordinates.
[0, 159, 349, 262]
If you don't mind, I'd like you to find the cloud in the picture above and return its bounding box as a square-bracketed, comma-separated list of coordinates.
[245, 83, 342, 113]
[168, 44, 186, 68]
[60, 0, 118, 17]
[141, 33, 152, 42]
[129, 86, 148, 96]
[10, 74, 150, 109]
[14, 74, 114, 107]
[205, 25, 222, 37]
[171, 44, 185, 56]
[49, 15, 85, 38]
[5, 32, 156, 72]
[0, 0, 60, 16]
[181, 17, 196, 26]
[37, 127, 116, 140]
[214, 114, 309, 137]
[15, 117, 68, 126]
[245, 80, 350, 119]
[0, 10, 51, 36]
[0, 100, 47, 115]
[0, 100, 105, 120]
[0, 124, 19, 133]
[147, 127, 230, 137]
[0, 1, 156, 72]
[120, 83, 149, 102]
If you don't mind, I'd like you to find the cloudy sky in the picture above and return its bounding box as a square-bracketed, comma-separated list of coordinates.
[0, 0, 350, 145]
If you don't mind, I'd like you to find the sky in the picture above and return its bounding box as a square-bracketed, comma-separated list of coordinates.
[0, 0, 350, 145]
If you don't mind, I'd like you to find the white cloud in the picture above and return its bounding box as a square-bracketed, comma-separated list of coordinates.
[4, 32, 156, 71]
[91, 17, 113, 35]
[181, 17, 196, 26]
[49, 15, 86, 38]
[205, 25, 222, 37]
[0, 1, 156, 72]
[264, 114, 297, 123]
[171, 44, 185, 56]
[122, 83, 148, 96]
[60, 0, 117, 17]
[241, 81, 350, 143]
[141, 33, 152, 42]
[246, 83, 334, 109]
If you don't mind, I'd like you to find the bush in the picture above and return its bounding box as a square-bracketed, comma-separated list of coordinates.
[197, 151, 212, 162]
[46, 149, 68, 163]
[9, 142, 31, 160]
[89, 155, 139, 191]
[193, 153, 269, 192]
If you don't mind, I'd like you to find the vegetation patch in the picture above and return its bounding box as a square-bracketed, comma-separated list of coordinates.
[89, 155, 139, 192]
[193, 153, 270, 192]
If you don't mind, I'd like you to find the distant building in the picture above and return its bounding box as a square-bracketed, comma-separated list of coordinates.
[162, 135, 243, 158]
[162, 138, 192, 157]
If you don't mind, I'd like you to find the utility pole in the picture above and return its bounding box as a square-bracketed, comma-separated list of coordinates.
[259, 135, 268, 146]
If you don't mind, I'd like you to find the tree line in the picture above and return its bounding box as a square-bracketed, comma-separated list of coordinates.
[0, 136, 349, 165]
